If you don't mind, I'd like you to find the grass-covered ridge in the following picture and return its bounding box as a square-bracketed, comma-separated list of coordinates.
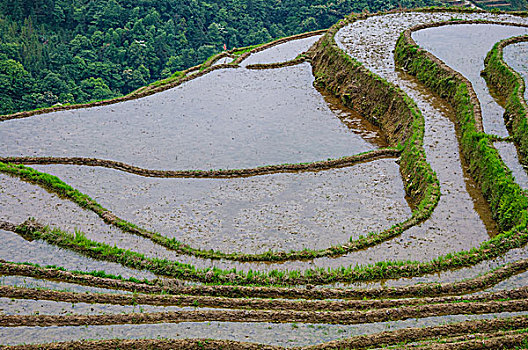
[6, 216, 526, 285]
[0, 148, 418, 263]
[394, 20, 528, 233]
[1, 257, 527, 299]
[482, 35, 528, 163]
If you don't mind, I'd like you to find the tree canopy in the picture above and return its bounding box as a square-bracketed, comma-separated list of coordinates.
[0, 0, 444, 114]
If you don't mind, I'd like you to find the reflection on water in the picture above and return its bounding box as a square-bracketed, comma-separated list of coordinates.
[412, 24, 528, 136]
[1, 64, 377, 170]
[241, 35, 322, 66]
[31, 159, 408, 254]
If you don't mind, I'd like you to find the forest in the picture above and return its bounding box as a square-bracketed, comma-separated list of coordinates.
[0, 0, 456, 114]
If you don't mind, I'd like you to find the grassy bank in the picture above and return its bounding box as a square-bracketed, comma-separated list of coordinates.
[482, 35, 528, 163]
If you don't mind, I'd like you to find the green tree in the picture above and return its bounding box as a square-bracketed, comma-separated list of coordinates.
[80, 77, 115, 101]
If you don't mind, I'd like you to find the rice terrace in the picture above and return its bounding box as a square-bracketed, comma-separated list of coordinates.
[2, 1, 528, 348]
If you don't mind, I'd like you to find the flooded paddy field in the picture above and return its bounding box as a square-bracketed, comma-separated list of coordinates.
[493, 141, 528, 189]
[481, 269, 528, 293]
[0, 297, 208, 316]
[3, 12, 528, 348]
[335, 13, 519, 266]
[1, 173, 205, 262]
[328, 244, 528, 290]
[29, 160, 409, 254]
[412, 23, 528, 136]
[241, 35, 323, 66]
[412, 24, 528, 190]
[0, 63, 380, 171]
[0, 228, 155, 280]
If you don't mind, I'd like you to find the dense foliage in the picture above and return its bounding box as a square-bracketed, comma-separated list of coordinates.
[0, 0, 441, 114]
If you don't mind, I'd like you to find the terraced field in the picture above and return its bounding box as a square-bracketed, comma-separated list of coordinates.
[1, 7, 528, 349]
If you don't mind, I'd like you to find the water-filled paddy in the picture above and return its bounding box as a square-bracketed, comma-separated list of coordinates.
[337, 17, 501, 264]
[0, 173, 194, 262]
[494, 141, 528, 189]
[0, 229, 155, 280]
[0, 297, 217, 316]
[30, 159, 409, 254]
[336, 244, 528, 290]
[334, 13, 528, 267]
[0, 276, 132, 295]
[5, 157, 498, 273]
[212, 56, 234, 66]
[412, 23, 528, 137]
[241, 35, 322, 66]
[481, 269, 528, 293]
[0, 63, 380, 170]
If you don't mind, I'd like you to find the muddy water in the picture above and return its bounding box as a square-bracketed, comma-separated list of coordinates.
[0, 312, 526, 346]
[241, 35, 322, 66]
[412, 24, 528, 137]
[31, 159, 409, 254]
[0, 63, 376, 170]
[503, 40, 528, 102]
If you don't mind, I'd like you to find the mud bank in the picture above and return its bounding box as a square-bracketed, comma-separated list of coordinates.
[1, 314, 527, 349]
[0, 149, 398, 179]
[1, 258, 527, 300]
[1, 284, 526, 314]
